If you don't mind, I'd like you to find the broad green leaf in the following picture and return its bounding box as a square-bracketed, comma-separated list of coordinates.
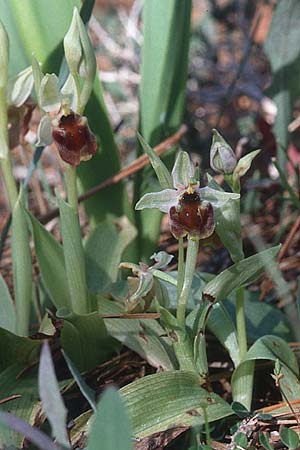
[158, 305, 197, 373]
[259, 432, 274, 450]
[27, 212, 71, 310]
[0, 327, 40, 372]
[234, 432, 247, 449]
[207, 303, 239, 367]
[0, 0, 80, 76]
[77, 77, 136, 235]
[84, 217, 137, 293]
[11, 196, 32, 336]
[232, 335, 300, 408]
[0, 273, 16, 333]
[38, 343, 69, 447]
[136, 0, 192, 261]
[264, 0, 300, 168]
[57, 193, 89, 314]
[120, 371, 233, 438]
[87, 388, 132, 450]
[231, 359, 255, 411]
[62, 350, 96, 412]
[202, 246, 281, 303]
[280, 427, 299, 449]
[97, 296, 176, 370]
[0, 364, 40, 447]
[137, 133, 173, 190]
[57, 307, 115, 372]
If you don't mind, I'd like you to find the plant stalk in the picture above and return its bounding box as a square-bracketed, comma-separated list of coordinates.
[1, 155, 19, 208]
[177, 238, 199, 327]
[177, 237, 185, 299]
[65, 165, 78, 211]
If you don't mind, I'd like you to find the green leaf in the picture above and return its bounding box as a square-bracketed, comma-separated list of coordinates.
[0, 0, 81, 76]
[85, 217, 137, 293]
[62, 350, 97, 412]
[234, 432, 247, 449]
[202, 245, 281, 303]
[97, 296, 176, 370]
[207, 303, 239, 367]
[259, 432, 274, 450]
[0, 364, 40, 447]
[11, 196, 32, 336]
[38, 343, 69, 447]
[57, 307, 115, 372]
[279, 427, 299, 449]
[137, 133, 173, 190]
[0, 327, 40, 372]
[77, 77, 136, 234]
[57, 193, 89, 314]
[136, 0, 192, 260]
[120, 371, 233, 438]
[158, 305, 197, 373]
[232, 335, 300, 407]
[87, 387, 132, 450]
[264, 0, 300, 168]
[27, 211, 71, 310]
[0, 273, 16, 333]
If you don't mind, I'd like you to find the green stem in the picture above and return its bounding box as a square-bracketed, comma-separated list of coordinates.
[1, 155, 19, 208]
[177, 238, 199, 327]
[236, 286, 247, 359]
[177, 237, 185, 298]
[65, 165, 78, 210]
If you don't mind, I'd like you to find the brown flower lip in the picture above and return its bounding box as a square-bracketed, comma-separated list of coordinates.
[169, 190, 215, 239]
[52, 111, 97, 166]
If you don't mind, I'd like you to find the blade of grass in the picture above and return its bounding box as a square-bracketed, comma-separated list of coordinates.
[135, 0, 192, 260]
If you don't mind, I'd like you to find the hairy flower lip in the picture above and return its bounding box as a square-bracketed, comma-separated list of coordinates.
[51, 111, 97, 166]
[169, 188, 215, 239]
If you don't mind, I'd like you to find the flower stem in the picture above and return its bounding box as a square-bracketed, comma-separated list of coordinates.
[177, 238, 199, 327]
[236, 286, 247, 358]
[65, 165, 78, 210]
[1, 154, 19, 208]
[177, 237, 185, 298]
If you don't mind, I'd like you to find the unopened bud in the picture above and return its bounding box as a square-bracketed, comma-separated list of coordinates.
[210, 129, 237, 174]
[64, 8, 96, 113]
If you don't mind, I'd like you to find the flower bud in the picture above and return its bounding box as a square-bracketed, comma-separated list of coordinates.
[210, 129, 237, 174]
[52, 111, 97, 166]
[64, 7, 96, 113]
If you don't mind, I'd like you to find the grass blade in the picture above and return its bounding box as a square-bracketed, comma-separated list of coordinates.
[135, 0, 192, 260]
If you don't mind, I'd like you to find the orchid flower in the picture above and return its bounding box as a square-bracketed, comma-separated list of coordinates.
[136, 151, 240, 247]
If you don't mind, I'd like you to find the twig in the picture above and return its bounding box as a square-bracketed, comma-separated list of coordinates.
[39, 125, 187, 224]
[278, 215, 300, 261]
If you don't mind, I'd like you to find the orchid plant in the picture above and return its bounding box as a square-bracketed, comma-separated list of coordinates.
[131, 132, 268, 406]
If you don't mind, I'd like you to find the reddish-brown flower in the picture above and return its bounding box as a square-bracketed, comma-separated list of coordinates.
[169, 189, 215, 239]
[52, 112, 97, 166]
